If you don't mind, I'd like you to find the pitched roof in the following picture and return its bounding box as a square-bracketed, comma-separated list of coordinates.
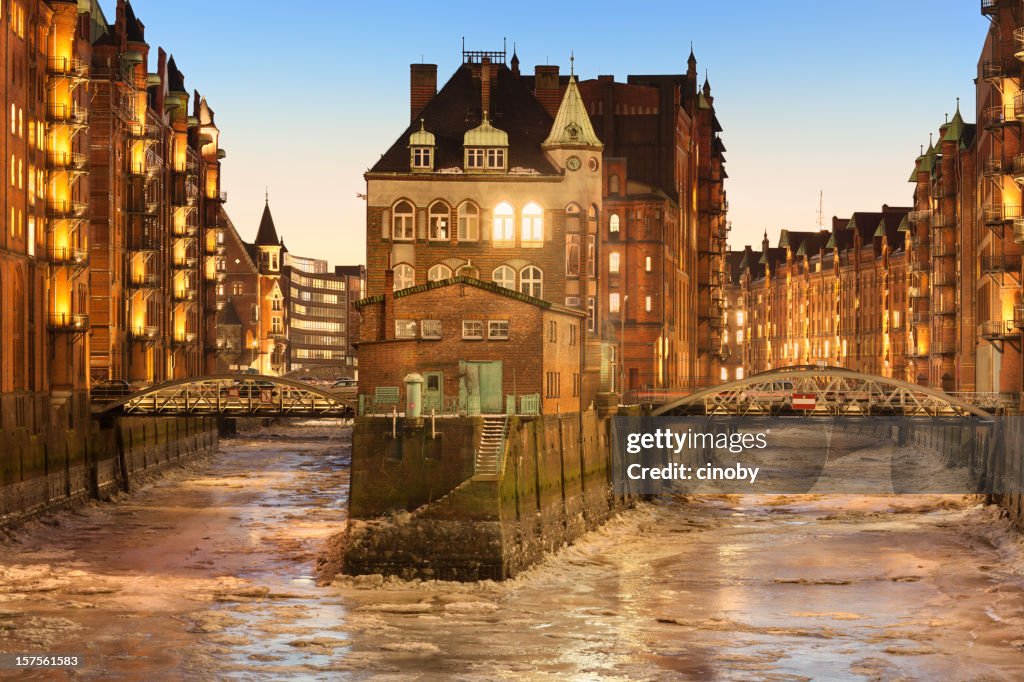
[254, 201, 280, 246]
[167, 56, 186, 93]
[542, 76, 602, 149]
[369, 64, 558, 175]
[124, 0, 145, 43]
[218, 300, 243, 326]
[357, 276, 585, 317]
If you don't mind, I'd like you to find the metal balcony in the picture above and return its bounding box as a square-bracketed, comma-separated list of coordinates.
[46, 200, 87, 219]
[1016, 27, 1024, 60]
[1015, 305, 1024, 329]
[47, 313, 88, 332]
[984, 157, 1005, 177]
[982, 0, 1000, 16]
[908, 286, 927, 299]
[128, 233, 160, 252]
[908, 259, 929, 274]
[984, 104, 1014, 130]
[128, 199, 160, 216]
[173, 289, 197, 302]
[911, 311, 930, 325]
[128, 120, 161, 139]
[981, 320, 1021, 339]
[930, 241, 955, 258]
[129, 325, 159, 341]
[1016, 219, 1024, 244]
[908, 209, 932, 224]
[982, 59, 1006, 82]
[172, 332, 198, 347]
[128, 161, 160, 177]
[982, 254, 1023, 273]
[932, 341, 958, 355]
[931, 213, 955, 229]
[46, 103, 88, 125]
[984, 204, 1022, 225]
[47, 151, 88, 171]
[908, 346, 930, 359]
[128, 273, 160, 289]
[173, 223, 198, 238]
[172, 256, 198, 270]
[932, 271, 955, 287]
[48, 246, 88, 267]
[46, 56, 89, 78]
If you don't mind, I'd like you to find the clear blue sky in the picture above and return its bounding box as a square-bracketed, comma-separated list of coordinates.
[126, 0, 987, 264]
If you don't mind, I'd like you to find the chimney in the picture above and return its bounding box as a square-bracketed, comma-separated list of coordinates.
[410, 63, 437, 123]
[481, 57, 491, 116]
[383, 268, 395, 340]
[534, 65, 561, 117]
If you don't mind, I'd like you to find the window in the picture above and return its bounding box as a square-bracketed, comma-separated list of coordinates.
[548, 320, 557, 342]
[736, 311, 745, 325]
[272, 317, 282, 334]
[492, 265, 515, 290]
[546, 372, 561, 398]
[609, 214, 620, 233]
[392, 200, 414, 240]
[721, 367, 728, 382]
[522, 202, 543, 242]
[566, 235, 581, 276]
[570, 324, 577, 346]
[608, 175, 620, 195]
[586, 236, 596, 276]
[421, 319, 441, 339]
[520, 266, 542, 298]
[609, 293, 621, 313]
[457, 202, 479, 241]
[466, 148, 485, 169]
[412, 147, 432, 169]
[645, 296, 652, 312]
[609, 252, 620, 274]
[395, 320, 417, 338]
[427, 264, 453, 281]
[462, 320, 484, 339]
[486, 148, 505, 169]
[736, 329, 745, 344]
[394, 263, 414, 291]
[488, 320, 509, 339]
[428, 202, 449, 240]
[493, 201, 514, 241]
[645, 256, 652, 272]
[587, 297, 596, 332]
[736, 367, 745, 380]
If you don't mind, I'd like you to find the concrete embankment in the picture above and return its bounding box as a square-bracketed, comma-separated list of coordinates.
[338, 410, 632, 581]
[0, 416, 218, 527]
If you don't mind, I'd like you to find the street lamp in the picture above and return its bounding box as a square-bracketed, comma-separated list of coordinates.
[619, 294, 629, 394]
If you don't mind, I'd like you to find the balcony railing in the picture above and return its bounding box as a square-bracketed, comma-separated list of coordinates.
[128, 233, 160, 252]
[46, 56, 89, 78]
[46, 103, 88, 125]
[208, 191, 228, 204]
[128, 273, 160, 289]
[908, 259, 928, 274]
[908, 286, 927, 299]
[173, 289, 197, 302]
[129, 325, 159, 341]
[172, 257, 198, 270]
[45, 200, 87, 219]
[172, 332, 198, 347]
[128, 120, 161, 139]
[984, 157, 1005, 176]
[128, 160, 160, 177]
[985, 104, 1015, 129]
[982, 254, 1023, 273]
[982, 0, 999, 16]
[984, 204, 1022, 225]
[128, 199, 160, 216]
[1016, 27, 1024, 60]
[930, 213, 955, 229]
[48, 246, 88, 267]
[911, 311, 931, 325]
[47, 313, 88, 332]
[908, 209, 932, 223]
[982, 59, 1006, 82]
[47, 151, 88, 171]
[908, 346, 930, 358]
[173, 222, 198, 238]
[1016, 218, 1024, 244]
[931, 341, 958, 355]
[981, 320, 1021, 339]
[1015, 305, 1024, 329]
[932, 270, 955, 287]
[930, 241, 955, 258]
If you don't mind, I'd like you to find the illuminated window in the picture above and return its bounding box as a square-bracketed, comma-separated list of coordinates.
[736, 329, 744, 343]
[609, 252, 620, 274]
[609, 214, 620, 233]
[492, 265, 515, 290]
[609, 293, 620, 313]
[520, 266, 542, 298]
[427, 264, 452, 281]
[392, 200, 414, 241]
[232, 282, 243, 296]
[521, 202, 543, 242]
[645, 296, 652, 312]
[486, 148, 505, 169]
[736, 367, 745, 380]
[736, 311, 745, 325]
[428, 201, 450, 240]
[393, 263, 414, 291]
[645, 256, 652, 272]
[721, 367, 728, 381]
[457, 202, 479, 241]
[492, 201, 514, 241]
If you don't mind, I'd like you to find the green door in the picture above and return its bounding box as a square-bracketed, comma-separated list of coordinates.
[423, 372, 443, 413]
[476, 361, 503, 414]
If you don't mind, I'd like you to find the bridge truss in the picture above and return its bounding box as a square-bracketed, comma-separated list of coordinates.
[95, 374, 356, 417]
[652, 368, 994, 419]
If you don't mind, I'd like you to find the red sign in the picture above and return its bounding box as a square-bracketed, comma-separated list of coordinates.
[792, 393, 817, 410]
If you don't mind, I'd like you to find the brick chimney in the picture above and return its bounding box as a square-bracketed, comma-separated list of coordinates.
[481, 57, 491, 116]
[410, 64, 437, 123]
[534, 65, 561, 117]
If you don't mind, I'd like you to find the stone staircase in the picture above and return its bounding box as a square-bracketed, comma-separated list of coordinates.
[474, 416, 507, 478]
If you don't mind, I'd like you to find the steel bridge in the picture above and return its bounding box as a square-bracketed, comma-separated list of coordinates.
[651, 368, 995, 419]
[94, 374, 356, 417]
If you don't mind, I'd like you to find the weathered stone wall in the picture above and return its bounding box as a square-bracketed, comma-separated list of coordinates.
[0, 416, 218, 527]
[341, 410, 630, 581]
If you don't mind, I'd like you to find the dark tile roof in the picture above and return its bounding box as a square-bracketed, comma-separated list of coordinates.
[219, 300, 243, 327]
[167, 56, 186, 93]
[254, 202, 280, 246]
[124, 1, 145, 43]
[370, 64, 558, 175]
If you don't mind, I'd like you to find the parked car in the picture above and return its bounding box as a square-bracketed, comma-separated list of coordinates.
[220, 379, 279, 400]
[331, 378, 357, 388]
[91, 379, 132, 402]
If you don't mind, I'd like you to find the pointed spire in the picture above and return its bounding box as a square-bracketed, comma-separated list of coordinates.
[510, 42, 520, 76]
[570, 50, 574, 77]
[255, 199, 281, 247]
[943, 98, 966, 143]
[688, 42, 696, 66]
[703, 70, 711, 96]
[542, 68, 602, 149]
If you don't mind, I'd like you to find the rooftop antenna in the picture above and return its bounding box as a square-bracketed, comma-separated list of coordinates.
[570, 50, 574, 77]
[265, 186, 269, 204]
[816, 190, 824, 230]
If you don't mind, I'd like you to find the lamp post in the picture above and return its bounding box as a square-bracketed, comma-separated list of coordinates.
[619, 294, 629, 394]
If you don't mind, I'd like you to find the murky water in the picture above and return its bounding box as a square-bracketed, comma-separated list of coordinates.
[1, 423, 1023, 680]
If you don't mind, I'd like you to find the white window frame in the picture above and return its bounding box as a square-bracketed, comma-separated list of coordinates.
[421, 319, 442, 339]
[609, 292, 621, 313]
[458, 202, 479, 241]
[428, 201, 450, 241]
[428, 264, 453, 282]
[462, 320, 484, 340]
[487, 320, 509, 340]
[466, 148, 485, 169]
[392, 201, 415, 241]
[412, 146, 432, 169]
[486, 147, 506, 169]
[609, 214, 620, 233]
[493, 201, 514, 241]
[520, 266, 542, 298]
[609, 251, 620, 274]
[395, 319, 417, 339]
[492, 265, 515, 290]
[393, 263, 415, 291]
[521, 202, 544, 243]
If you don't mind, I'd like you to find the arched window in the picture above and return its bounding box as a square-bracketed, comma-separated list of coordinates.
[428, 264, 453, 282]
[609, 213, 620, 233]
[392, 200, 414, 241]
[609, 252, 620, 274]
[493, 201, 514, 241]
[492, 265, 515, 290]
[393, 263, 415, 291]
[457, 202, 479, 241]
[428, 201, 450, 241]
[520, 266, 542, 298]
[522, 202, 543, 242]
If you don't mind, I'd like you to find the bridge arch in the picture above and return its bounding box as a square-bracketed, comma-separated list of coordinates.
[652, 368, 994, 419]
[96, 374, 355, 417]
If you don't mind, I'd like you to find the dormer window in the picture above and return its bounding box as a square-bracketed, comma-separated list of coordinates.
[464, 112, 508, 172]
[408, 119, 435, 172]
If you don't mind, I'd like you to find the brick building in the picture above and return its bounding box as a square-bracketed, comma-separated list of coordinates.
[86, 0, 225, 386]
[356, 277, 585, 416]
[577, 50, 728, 391]
[732, 205, 910, 378]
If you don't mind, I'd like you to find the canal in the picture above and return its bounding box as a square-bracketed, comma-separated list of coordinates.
[1, 423, 1022, 680]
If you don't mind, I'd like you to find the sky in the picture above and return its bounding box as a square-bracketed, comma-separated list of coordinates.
[122, 0, 989, 264]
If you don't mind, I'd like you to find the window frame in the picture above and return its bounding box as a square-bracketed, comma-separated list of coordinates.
[421, 319, 442, 339]
[462, 320, 484, 340]
[521, 202, 544, 243]
[519, 265, 543, 298]
[492, 201, 515, 242]
[492, 265, 515, 290]
[392, 200, 415, 241]
[395, 319, 417, 339]
[393, 263, 415, 291]
[428, 201, 450, 241]
[457, 202, 480, 242]
[487, 320, 510, 340]
[427, 264, 453, 282]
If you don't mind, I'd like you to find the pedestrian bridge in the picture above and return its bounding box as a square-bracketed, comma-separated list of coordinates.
[650, 368, 995, 419]
[94, 374, 356, 417]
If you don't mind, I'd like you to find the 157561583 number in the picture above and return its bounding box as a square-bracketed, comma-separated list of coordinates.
[0, 654, 83, 669]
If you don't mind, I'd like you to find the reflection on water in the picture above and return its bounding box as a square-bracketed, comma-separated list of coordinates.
[0, 424, 1022, 680]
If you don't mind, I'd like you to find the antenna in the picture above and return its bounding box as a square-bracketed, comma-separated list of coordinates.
[816, 190, 824, 230]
